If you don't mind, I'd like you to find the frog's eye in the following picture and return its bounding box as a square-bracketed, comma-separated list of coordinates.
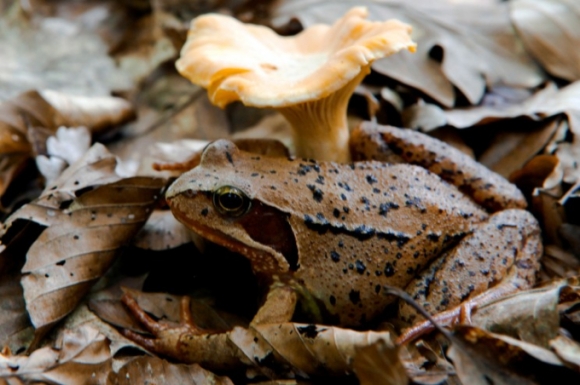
[212, 186, 251, 217]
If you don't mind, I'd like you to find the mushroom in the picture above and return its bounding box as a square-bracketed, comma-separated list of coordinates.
[176, 7, 416, 162]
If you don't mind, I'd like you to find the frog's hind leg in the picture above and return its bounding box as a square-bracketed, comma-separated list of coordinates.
[351, 122, 527, 212]
[397, 208, 542, 344]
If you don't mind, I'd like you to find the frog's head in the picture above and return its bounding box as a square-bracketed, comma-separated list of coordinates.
[166, 140, 297, 274]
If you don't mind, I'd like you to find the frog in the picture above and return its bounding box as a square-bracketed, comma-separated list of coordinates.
[121, 122, 542, 364]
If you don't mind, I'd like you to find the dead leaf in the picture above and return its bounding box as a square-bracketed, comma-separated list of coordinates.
[0, 144, 165, 344]
[230, 323, 394, 378]
[354, 339, 409, 385]
[511, 0, 580, 81]
[0, 11, 131, 100]
[0, 90, 134, 203]
[106, 356, 234, 385]
[448, 326, 578, 385]
[471, 279, 568, 347]
[0, 325, 112, 385]
[479, 119, 560, 178]
[440, 81, 580, 129]
[550, 335, 580, 371]
[132, 210, 194, 251]
[37, 90, 135, 135]
[272, 0, 543, 107]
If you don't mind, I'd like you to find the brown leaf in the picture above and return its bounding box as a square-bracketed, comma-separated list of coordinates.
[0, 325, 112, 385]
[441, 82, 580, 129]
[229, 323, 394, 378]
[0, 90, 134, 203]
[354, 339, 409, 385]
[479, 119, 560, 178]
[0, 144, 165, 343]
[511, 0, 580, 81]
[471, 279, 569, 347]
[106, 356, 234, 385]
[448, 326, 576, 385]
[272, 0, 543, 107]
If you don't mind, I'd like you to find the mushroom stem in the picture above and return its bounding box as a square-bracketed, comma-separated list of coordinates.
[277, 68, 370, 163]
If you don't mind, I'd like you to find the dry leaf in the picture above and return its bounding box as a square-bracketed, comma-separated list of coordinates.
[550, 335, 580, 371]
[479, 119, 560, 178]
[230, 323, 394, 378]
[0, 12, 131, 100]
[106, 356, 234, 385]
[471, 279, 570, 347]
[511, 0, 580, 81]
[448, 326, 577, 385]
[440, 81, 580, 129]
[354, 339, 409, 385]
[0, 144, 165, 343]
[0, 325, 112, 385]
[0, 90, 134, 203]
[132, 210, 194, 251]
[272, 0, 543, 107]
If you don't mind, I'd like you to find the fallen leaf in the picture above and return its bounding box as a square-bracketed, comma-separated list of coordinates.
[0, 144, 165, 344]
[354, 339, 409, 385]
[441, 81, 580, 129]
[471, 279, 570, 347]
[0, 90, 134, 203]
[478, 119, 560, 178]
[0, 325, 112, 385]
[550, 335, 580, 371]
[272, 0, 543, 107]
[0, 11, 131, 100]
[132, 210, 194, 251]
[448, 326, 579, 385]
[106, 356, 233, 385]
[230, 323, 395, 378]
[511, 0, 580, 81]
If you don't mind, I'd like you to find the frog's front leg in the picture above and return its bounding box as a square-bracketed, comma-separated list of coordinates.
[396, 209, 542, 344]
[120, 284, 298, 368]
[350, 122, 527, 212]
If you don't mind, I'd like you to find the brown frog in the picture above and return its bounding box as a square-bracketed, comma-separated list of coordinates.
[122, 123, 542, 362]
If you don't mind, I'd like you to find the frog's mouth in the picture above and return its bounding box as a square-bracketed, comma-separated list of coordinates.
[169, 201, 294, 275]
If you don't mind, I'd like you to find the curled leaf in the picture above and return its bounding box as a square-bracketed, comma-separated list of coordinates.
[106, 356, 233, 385]
[1, 144, 165, 343]
[511, 0, 580, 81]
[0, 325, 112, 385]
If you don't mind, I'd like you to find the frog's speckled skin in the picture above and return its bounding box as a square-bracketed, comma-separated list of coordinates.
[167, 135, 542, 327]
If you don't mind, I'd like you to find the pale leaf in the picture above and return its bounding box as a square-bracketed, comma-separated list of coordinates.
[511, 0, 580, 81]
[272, 0, 543, 107]
[0, 15, 131, 100]
[106, 356, 233, 385]
[0, 325, 112, 385]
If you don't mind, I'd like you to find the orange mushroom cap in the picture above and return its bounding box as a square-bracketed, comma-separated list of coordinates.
[176, 7, 416, 108]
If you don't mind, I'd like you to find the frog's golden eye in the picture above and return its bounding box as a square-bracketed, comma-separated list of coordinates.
[212, 186, 251, 217]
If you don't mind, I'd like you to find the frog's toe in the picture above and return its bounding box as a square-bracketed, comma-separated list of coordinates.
[120, 293, 210, 357]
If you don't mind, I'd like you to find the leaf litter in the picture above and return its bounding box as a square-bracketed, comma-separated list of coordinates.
[1, 0, 580, 383]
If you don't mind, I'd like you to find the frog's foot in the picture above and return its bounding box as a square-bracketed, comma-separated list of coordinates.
[120, 294, 207, 355]
[120, 293, 243, 369]
[396, 208, 542, 345]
